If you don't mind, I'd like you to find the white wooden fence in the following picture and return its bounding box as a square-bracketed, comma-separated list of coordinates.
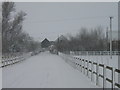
[60, 53, 120, 89]
[1, 52, 31, 67]
[70, 51, 120, 56]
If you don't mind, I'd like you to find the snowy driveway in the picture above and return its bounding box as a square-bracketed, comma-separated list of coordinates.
[3, 52, 99, 88]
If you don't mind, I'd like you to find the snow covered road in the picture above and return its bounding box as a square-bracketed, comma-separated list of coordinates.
[3, 51, 99, 88]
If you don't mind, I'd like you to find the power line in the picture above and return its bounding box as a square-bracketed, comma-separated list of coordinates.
[24, 16, 117, 24]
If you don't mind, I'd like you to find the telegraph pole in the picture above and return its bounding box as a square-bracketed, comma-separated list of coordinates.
[106, 27, 108, 51]
[110, 16, 113, 59]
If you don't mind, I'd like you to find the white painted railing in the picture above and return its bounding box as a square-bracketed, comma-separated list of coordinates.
[59, 53, 120, 89]
[1, 52, 31, 67]
[70, 51, 120, 55]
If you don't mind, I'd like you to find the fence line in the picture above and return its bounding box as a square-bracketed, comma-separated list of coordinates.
[70, 51, 120, 56]
[60, 53, 120, 89]
[1, 52, 31, 67]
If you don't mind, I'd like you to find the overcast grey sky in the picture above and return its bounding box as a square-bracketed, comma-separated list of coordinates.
[15, 2, 118, 41]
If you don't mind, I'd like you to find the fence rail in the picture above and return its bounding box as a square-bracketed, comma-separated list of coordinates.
[60, 53, 120, 89]
[1, 53, 31, 67]
[70, 51, 120, 55]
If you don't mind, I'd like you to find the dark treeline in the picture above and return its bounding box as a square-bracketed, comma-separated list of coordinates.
[68, 27, 107, 51]
[2, 2, 40, 53]
[56, 27, 119, 52]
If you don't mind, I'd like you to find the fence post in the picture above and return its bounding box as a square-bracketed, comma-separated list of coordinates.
[81, 59, 82, 72]
[113, 68, 115, 88]
[111, 68, 114, 90]
[87, 60, 89, 77]
[84, 59, 85, 75]
[91, 62, 93, 82]
[96, 63, 99, 86]
[82, 59, 83, 73]
[103, 65, 106, 88]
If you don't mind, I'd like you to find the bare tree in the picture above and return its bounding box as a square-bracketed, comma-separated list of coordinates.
[2, 2, 40, 53]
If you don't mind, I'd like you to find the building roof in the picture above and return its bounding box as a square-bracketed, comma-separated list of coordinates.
[41, 38, 50, 48]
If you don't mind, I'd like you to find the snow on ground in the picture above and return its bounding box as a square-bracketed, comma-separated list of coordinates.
[3, 51, 99, 88]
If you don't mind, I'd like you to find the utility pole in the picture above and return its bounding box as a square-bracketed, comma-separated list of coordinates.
[110, 16, 113, 59]
[57, 35, 59, 51]
[106, 27, 108, 51]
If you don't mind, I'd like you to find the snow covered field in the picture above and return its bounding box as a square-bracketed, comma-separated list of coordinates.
[3, 51, 99, 88]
